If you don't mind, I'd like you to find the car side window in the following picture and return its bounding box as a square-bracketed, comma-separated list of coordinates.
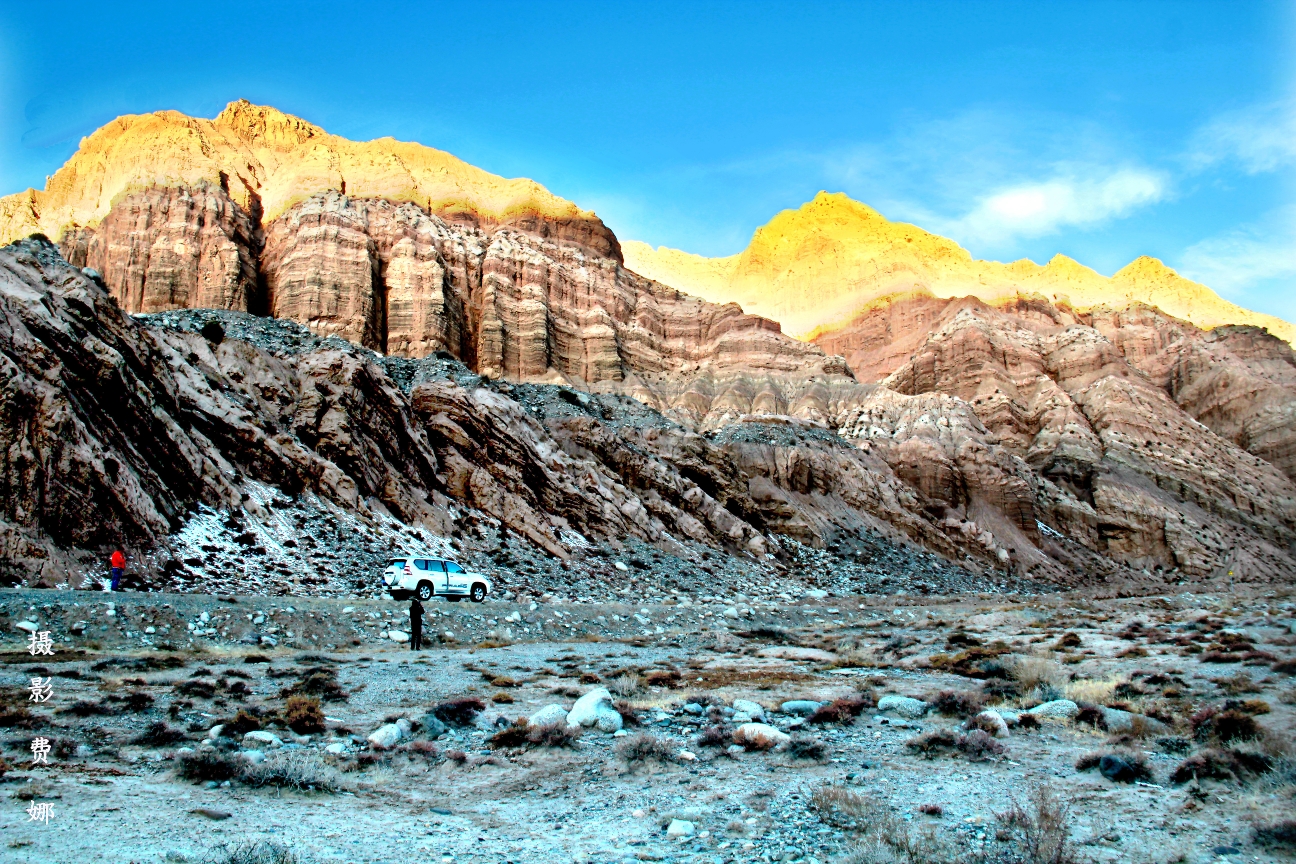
[445, 562, 464, 574]
[426, 560, 447, 573]
[414, 559, 427, 571]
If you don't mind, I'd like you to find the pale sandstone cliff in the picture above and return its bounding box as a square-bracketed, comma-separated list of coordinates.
[0, 100, 614, 255]
[623, 191, 1294, 344]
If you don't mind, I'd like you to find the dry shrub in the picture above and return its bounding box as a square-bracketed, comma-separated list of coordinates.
[109, 690, 155, 712]
[965, 713, 1004, 737]
[224, 708, 265, 737]
[809, 697, 868, 724]
[1272, 659, 1296, 675]
[904, 728, 1002, 761]
[643, 669, 681, 688]
[612, 699, 641, 727]
[241, 750, 343, 792]
[906, 728, 958, 757]
[932, 690, 985, 718]
[1171, 747, 1273, 784]
[282, 667, 347, 702]
[1192, 707, 1260, 743]
[491, 692, 514, 703]
[917, 803, 943, 816]
[787, 733, 827, 760]
[201, 840, 300, 864]
[1017, 713, 1041, 730]
[957, 729, 1004, 761]
[1242, 650, 1278, 665]
[283, 696, 325, 734]
[177, 750, 241, 783]
[1213, 672, 1260, 695]
[432, 697, 485, 727]
[1200, 650, 1244, 664]
[1074, 749, 1152, 783]
[1008, 656, 1065, 692]
[695, 725, 732, 748]
[928, 646, 1011, 679]
[1062, 677, 1117, 705]
[995, 785, 1077, 864]
[443, 749, 467, 764]
[1253, 820, 1296, 850]
[488, 719, 580, 749]
[58, 700, 109, 718]
[615, 732, 675, 766]
[1055, 632, 1082, 649]
[608, 673, 643, 697]
[133, 721, 187, 747]
[402, 740, 439, 759]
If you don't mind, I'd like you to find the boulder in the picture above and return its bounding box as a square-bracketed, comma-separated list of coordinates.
[1101, 707, 1167, 735]
[1098, 754, 1140, 783]
[367, 723, 405, 749]
[387, 630, 410, 643]
[971, 710, 1009, 739]
[567, 687, 615, 729]
[413, 713, 447, 739]
[733, 723, 790, 750]
[529, 705, 570, 727]
[877, 695, 929, 719]
[666, 819, 695, 837]
[732, 699, 766, 721]
[240, 749, 266, 765]
[780, 700, 822, 717]
[206, 724, 225, 740]
[242, 731, 282, 749]
[14, 621, 38, 633]
[324, 742, 347, 755]
[593, 704, 624, 734]
[1027, 699, 1079, 721]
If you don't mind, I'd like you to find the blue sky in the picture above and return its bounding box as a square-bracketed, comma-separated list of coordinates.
[1, 1, 1293, 322]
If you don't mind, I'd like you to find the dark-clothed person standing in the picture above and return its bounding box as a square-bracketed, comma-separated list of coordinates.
[409, 597, 424, 650]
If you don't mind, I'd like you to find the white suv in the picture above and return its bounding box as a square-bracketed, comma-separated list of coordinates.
[383, 556, 492, 603]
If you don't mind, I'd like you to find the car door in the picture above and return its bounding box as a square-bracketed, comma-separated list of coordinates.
[422, 559, 448, 595]
[443, 560, 468, 594]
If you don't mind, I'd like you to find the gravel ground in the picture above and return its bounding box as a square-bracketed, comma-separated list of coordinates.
[0, 588, 1293, 863]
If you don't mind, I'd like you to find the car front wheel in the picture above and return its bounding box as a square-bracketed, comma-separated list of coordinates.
[416, 581, 433, 601]
[470, 583, 487, 603]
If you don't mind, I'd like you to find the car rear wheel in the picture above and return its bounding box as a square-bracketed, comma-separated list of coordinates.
[416, 581, 433, 602]
[470, 583, 487, 603]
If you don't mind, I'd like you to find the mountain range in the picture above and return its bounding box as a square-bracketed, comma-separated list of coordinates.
[0, 101, 1292, 592]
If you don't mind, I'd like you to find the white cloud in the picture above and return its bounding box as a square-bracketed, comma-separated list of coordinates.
[1186, 100, 1296, 174]
[948, 167, 1168, 246]
[1177, 208, 1296, 303]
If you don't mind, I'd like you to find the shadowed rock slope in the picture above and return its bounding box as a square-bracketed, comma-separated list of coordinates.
[3, 237, 1293, 594]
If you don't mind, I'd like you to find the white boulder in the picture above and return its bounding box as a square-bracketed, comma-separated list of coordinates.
[877, 695, 929, 719]
[367, 723, 405, 749]
[567, 687, 615, 729]
[733, 723, 790, 750]
[1027, 699, 1079, 720]
[242, 731, 282, 749]
[529, 704, 570, 727]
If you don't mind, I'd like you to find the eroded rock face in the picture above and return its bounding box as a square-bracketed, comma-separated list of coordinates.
[68, 189, 841, 396]
[822, 295, 1296, 578]
[61, 184, 261, 314]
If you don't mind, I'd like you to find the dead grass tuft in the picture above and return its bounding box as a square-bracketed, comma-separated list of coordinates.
[615, 732, 676, 766]
[200, 840, 301, 864]
[283, 696, 325, 734]
[241, 750, 344, 792]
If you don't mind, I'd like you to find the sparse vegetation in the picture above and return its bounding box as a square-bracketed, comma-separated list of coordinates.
[615, 732, 676, 766]
[282, 695, 325, 734]
[241, 750, 343, 792]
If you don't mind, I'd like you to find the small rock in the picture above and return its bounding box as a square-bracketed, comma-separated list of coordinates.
[731, 712, 753, 724]
[614, 561, 629, 572]
[678, 750, 697, 761]
[780, 700, 822, 717]
[726, 744, 745, 757]
[732, 699, 765, 719]
[529, 705, 570, 727]
[877, 695, 929, 719]
[666, 818, 695, 837]
[242, 731, 282, 749]
[325, 742, 347, 755]
[14, 621, 38, 633]
[733, 723, 790, 750]
[1101, 707, 1167, 735]
[413, 713, 447, 739]
[998, 709, 1022, 726]
[387, 630, 410, 643]
[240, 750, 266, 765]
[368, 723, 405, 749]
[206, 724, 225, 740]
[723, 607, 740, 619]
[682, 702, 704, 715]
[190, 807, 231, 820]
[1027, 699, 1079, 721]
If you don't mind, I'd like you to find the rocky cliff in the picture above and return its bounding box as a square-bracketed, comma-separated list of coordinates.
[814, 292, 1296, 580]
[623, 191, 1295, 344]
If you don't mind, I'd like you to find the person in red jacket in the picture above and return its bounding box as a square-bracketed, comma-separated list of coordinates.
[110, 550, 125, 592]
